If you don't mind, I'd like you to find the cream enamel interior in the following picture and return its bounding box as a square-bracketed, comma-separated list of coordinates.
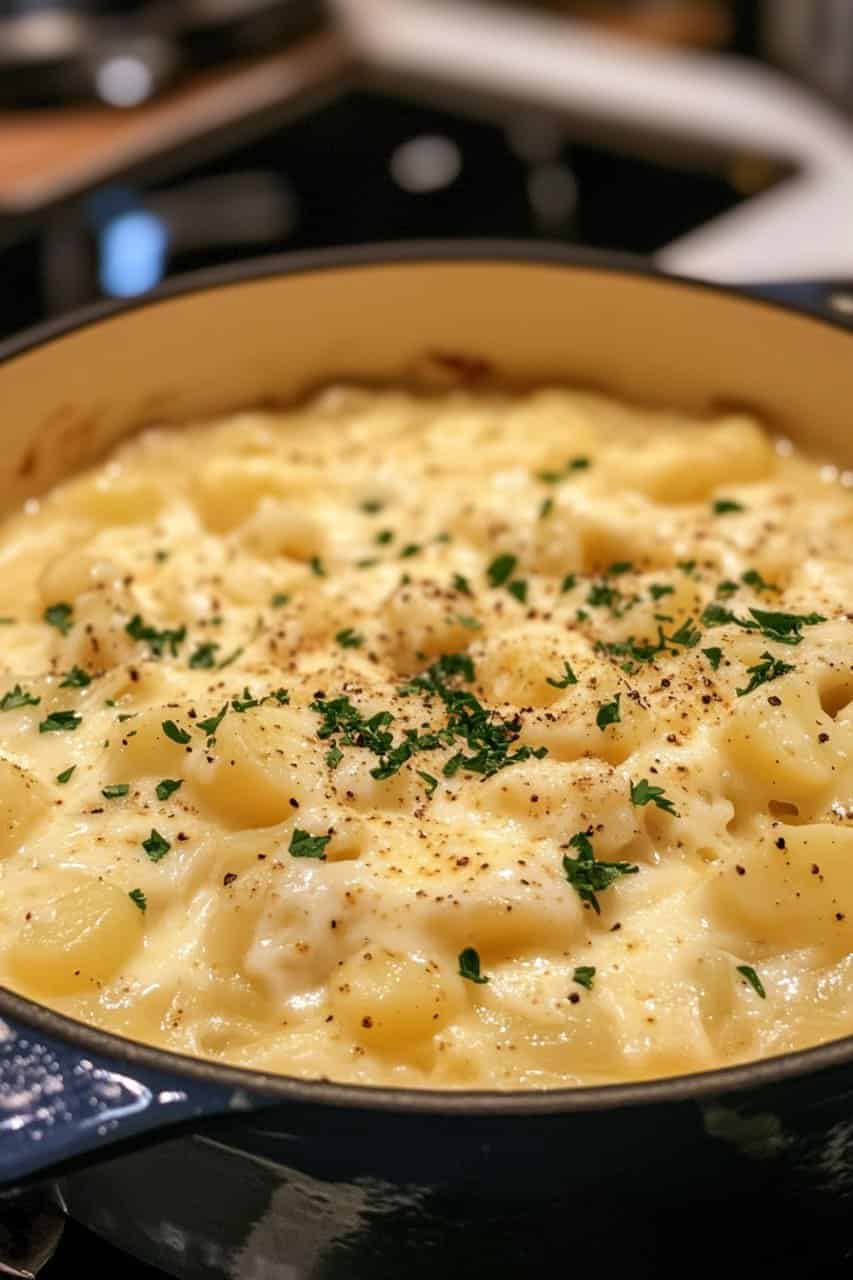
[0, 257, 852, 1090]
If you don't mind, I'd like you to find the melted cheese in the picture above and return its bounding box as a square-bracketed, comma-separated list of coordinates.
[1, 385, 853, 1088]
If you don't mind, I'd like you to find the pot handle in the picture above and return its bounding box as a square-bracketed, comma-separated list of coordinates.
[0, 1008, 261, 1190]
[739, 279, 853, 327]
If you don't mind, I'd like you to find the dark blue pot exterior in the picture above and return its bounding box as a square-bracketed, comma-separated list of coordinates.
[59, 1061, 853, 1278]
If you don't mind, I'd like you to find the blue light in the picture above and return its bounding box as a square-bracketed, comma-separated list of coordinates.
[99, 210, 169, 299]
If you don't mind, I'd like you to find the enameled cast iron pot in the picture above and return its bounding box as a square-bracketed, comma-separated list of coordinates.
[2, 244, 853, 1279]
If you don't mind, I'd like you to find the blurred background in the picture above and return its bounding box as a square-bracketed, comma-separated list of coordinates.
[0, 0, 852, 341]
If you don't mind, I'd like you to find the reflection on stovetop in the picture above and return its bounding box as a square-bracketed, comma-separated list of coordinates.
[0, 85, 792, 342]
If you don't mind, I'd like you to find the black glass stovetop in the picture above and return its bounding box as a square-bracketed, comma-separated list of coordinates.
[0, 81, 796, 342]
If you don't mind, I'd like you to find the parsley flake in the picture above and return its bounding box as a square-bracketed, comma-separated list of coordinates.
[702, 646, 723, 670]
[55, 765, 75, 784]
[218, 647, 244, 669]
[537, 456, 590, 483]
[487, 553, 517, 588]
[360, 499, 383, 514]
[156, 779, 182, 802]
[162, 720, 190, 745]
[716, 580, 739, 599]
[737, 965, 766, 999]
[60, 666, 91, 688]
[453, 573, 472, 596]
[128, 888, 147, 913]
[197, 704, 228, 736]
[336, 628, 364, 649]
[562, 831, 638, 914]
[270, 592, 290, 608]
[102, 784, 129, 800]
[669, 618, 701, 648]
[546, 661, 578, 689]
[189, 643, 219, 669]
[39, 710, 81, 733]
[125, 614, 186, 658]
[0, 684, 40, 711]
[596, 695, 621, 730]
[649, 584, 674, 601]
[325, 745, 343, 769]
[630, 778, 678, 816]
[289, 829, 330, 859]
[507, 579, 528, 604]
[712, 498, 745, 515]
[736, 651, 795, 697]
[572, 966, 596, 990]
[399, 543, 421, 559]
[741, 569, 779, 593]
[539, 496, 554, 520]
[458, 947, 489, 983]
[375, 529, 394, 545]
[142, 829, 171, 861]
[560, 573, 577, 594]
[417, 770, 438, 796]
[676, 560, 698, 576]
[309, 556, 326, 577]
[457, 614, 482, 630]
[44, 602, 73, 635]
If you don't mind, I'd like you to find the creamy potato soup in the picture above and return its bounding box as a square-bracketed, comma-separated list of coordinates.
[1, 386, 852, 1088]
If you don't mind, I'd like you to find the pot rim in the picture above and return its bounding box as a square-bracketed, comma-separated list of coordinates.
[2, 238, 852, 1116]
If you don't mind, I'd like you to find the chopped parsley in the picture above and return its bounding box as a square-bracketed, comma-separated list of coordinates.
[702, 602, 824, 646]
[649, 583, 674, 601]
[336, 627, 364, 649]
[60, 665, 91, 689]
[742, 569, 779, 593]
[0, 684, 40, 711]
[596, 695, 621, 730]
[537, 456, 590, 484]
[270, 592, 290, 608]
[197, 704, 228, 737]
[712, 498, 745, 515]
[560, 573, 577, 594]
[102, 784, 129, 800]
[218, 647, 244, 669]
[189, 643, 219, 669]
[716, 580, 739, 599]
[142, 829, 171, 861]
[562, 831, 639, 914]
[736, 965, 766, 999]
[55, 765, 75, 784]
[39, 710, 81, 733]
[162, 720, 190, 745]
[156, 779, 182, 802]
[669, 618, 701, 648]
[546, 661, 578, 689]
[457, 614, 482, 630]
[289, 828, 330, 859]
[676, 559, 698, 576]
[399, 543, 421, 559]
[360, 498, 383, 514]
[595, 633, 665, 673]
[417, 770, 438, 797]
[309, 556, 326, 577]
[736, 651, 795, 697]
[572, 966, 596, 991]
[539, 497, 554, 520]
[375, 529, 394, 545]
[458, 947, 489, 983]
[44, 602, 73, 635]
[606, 561, 633, 576]
[507, 579, 528, 604]
[630, 778, 678, 816]
[325, 745, 343, 769]
[487, 553, 517, 588]
[702, 646, 723, 670]
[453, 573, 472, 596]
[128, 888, 147, 913]
[125, 614, 186, 658]
[154, 549, 170, 563]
